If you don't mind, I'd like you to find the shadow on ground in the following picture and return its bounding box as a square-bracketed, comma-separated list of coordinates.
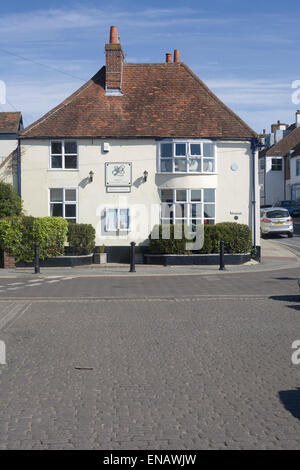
[279, 388, 300, 421]
[269, 295, 300, 311]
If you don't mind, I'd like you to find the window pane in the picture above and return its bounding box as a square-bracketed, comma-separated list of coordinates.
[119, 209, 129, 230]
[204, 219, 214, 225]
[204, 204, 215, 218]
[175, 143, 186, 156]
[106, 209, 118, 231]
[161, 159, 172, 172]
[50, 189, 63, 202]
[174, 158, 187, 172]
[189, 158, 201, 172]
[190, 144, 201, 156]
[51, 155, 62, 168]
[50, 203, 63, 217]
[65, 189, 76, 202]
[65, 204, 76, 218]
[64, 141, 77, 154]
[175, 189, 187, 202]
[191, 204, 202, 218]
[203, 143, 214, 157]
[161, 143, 172, 158]
[65, 155, 77, 169]
[161, 190, 173, 203]
[191, 190, 202, 202]
[204, 189, 215, 203]
[51, 142, 62, 154]
[161, 203, 173, 218]
[175, 203, 188, 218]
[203, 159, 214, 172]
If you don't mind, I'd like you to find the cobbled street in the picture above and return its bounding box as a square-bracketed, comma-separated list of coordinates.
[1, 268, 300, 450]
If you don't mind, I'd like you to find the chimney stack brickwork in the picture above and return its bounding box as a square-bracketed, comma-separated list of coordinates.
[105, 26, 124, 92]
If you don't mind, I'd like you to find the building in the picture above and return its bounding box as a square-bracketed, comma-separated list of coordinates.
[0, 112, 23, 188]
[17, 26, 259, 260]
[259, 111, 300, 205]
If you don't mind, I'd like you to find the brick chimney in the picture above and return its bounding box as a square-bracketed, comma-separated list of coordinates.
[166, 53, 172, 63]
[105, 26, 124, 96]
[173, 49, 180, 63]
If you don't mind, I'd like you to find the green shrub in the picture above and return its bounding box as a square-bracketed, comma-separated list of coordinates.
[67, 223, 96, 255]
[0, 216, 68, 262]
[0, 181, 22, 218]
[149, 222, 252, 255]
[200, 222, 252, 254]
[149, 224, 192, 254]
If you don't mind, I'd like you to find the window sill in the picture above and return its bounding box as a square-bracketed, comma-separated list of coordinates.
[47, 169, 79, 172]
[156, 172, 218, 175]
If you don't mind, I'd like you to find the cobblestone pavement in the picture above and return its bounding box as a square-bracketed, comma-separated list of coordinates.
[0, 268, 300, 449]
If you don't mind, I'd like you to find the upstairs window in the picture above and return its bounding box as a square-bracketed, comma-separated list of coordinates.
[296, 159, 300, 176]
[271, 158, 282, 171]
[50, 141, 78, 169]
[159, 141, 215, 173]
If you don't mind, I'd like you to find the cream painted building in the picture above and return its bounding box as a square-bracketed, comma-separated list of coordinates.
[18, 26, 259, 261]
[0, 112, 23, 188]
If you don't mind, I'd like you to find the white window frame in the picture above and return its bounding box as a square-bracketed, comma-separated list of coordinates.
[48, 187, 78, 222]
[271, 157, 282, 172]
[158, 139, 216, 174]
[49, 140, 78, 170]
[159, 188, 216, 226]
[105, 207, 130, 232]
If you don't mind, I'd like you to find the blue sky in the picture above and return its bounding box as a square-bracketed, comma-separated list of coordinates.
[1, 0, 300, 132]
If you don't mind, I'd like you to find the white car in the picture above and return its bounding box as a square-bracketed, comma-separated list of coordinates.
[260, 207, 293, 238]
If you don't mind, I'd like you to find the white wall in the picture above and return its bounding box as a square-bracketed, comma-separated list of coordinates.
[263, 156, 285, 205]
[20, 138, 259, 247]
[0, 135, 17, 161]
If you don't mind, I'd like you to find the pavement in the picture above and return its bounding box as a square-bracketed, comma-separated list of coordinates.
[0, 237, 299, 279]
[1, 240, 300, 450]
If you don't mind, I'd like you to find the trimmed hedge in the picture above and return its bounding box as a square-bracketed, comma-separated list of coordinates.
[0, 216, 68, 262]
[0, 181, 22, 218]
[149, 224, 193, 254]
[149, 222, 252, 254]
[67, 223, 96, 255]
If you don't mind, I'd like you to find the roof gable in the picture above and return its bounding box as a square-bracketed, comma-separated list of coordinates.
[265, 126, 300, 156]
[0, 112, 23, 134]
[21, 63, 256, 140]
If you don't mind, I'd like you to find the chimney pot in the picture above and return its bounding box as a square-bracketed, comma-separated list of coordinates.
[110, 26, 118, 44]
[166, 53, 172, 63]
[173, 49, 180, 63]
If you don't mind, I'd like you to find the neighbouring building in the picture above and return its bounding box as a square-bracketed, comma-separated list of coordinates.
[259, 111, 300, 205]
[0, 112, 23, 188]
[15, 26, 259, 261]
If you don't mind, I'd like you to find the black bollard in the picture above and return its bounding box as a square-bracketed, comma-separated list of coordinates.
[34, 243, 40, 274]
[129, 241, 136, 273]
[219, 239, 225, 271]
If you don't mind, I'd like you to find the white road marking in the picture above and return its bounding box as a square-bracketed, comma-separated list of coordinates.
[26, 283, 42, 287]
[27, 279, 42, 283]
[7, 287, 22, 291]
[7, 282, 24, 286]
[46, 280, 60, 284]
[0, 302, 31, 331]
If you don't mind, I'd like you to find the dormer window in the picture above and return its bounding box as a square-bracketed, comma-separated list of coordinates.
[159, 140, 215, 173]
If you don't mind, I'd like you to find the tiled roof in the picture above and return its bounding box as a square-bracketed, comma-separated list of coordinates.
[264, 126, 300, 156]
[21, 64, 256, 140]
[0, 112, 22, 134]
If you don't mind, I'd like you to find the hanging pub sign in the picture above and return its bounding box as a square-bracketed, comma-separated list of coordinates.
[105, 162, 132, 187]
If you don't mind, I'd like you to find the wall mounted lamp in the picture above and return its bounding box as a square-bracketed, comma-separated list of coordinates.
[89, 170, 94, 182]
[143, 170, 148, 182]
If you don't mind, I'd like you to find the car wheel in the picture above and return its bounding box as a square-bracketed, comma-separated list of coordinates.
[288, 232, 294, 238]
[261, 230, 267, 239]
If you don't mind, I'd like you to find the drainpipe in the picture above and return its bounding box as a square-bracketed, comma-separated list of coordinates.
[17, 137, 21, 197]
[251, 138, 258, 256]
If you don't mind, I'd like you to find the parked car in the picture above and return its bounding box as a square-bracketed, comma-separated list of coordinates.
[260, 207, 293, 238]
[273, 200, 300, 217]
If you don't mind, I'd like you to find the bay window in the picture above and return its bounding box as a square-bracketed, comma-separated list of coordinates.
[159, 141, 215, 173]
[160, 188, 215, 229]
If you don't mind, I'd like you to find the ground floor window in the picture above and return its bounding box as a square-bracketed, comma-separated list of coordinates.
[49, 188, 77, 222]
[105, 208, 130, 231]
[160, 188, 215, 229]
